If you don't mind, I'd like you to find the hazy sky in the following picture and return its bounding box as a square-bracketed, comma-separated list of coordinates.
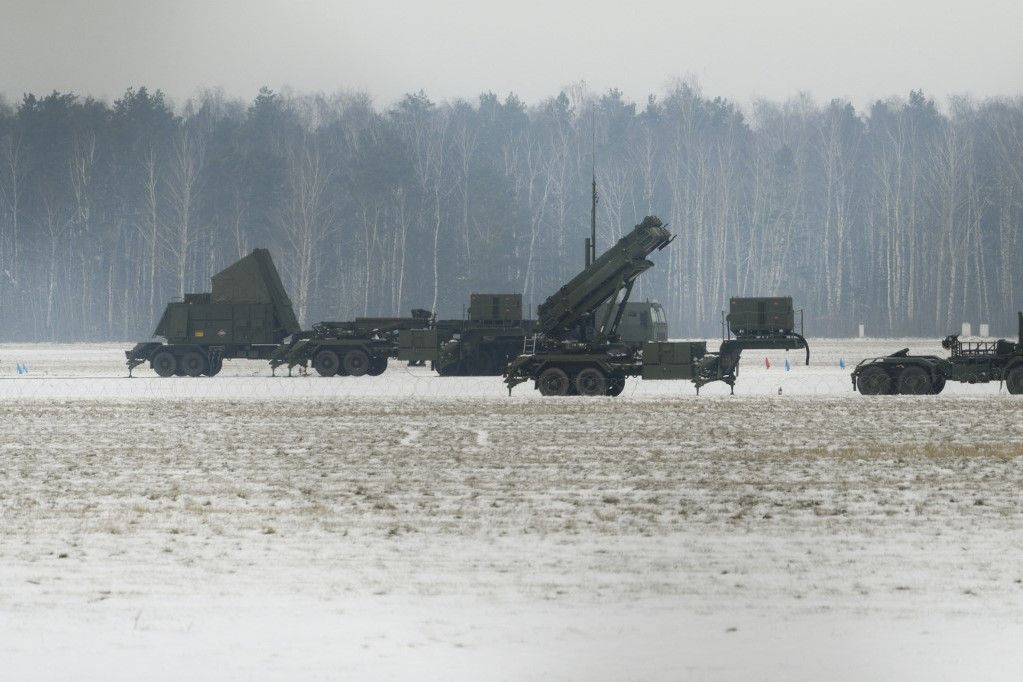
[3, 0, 1021, 111]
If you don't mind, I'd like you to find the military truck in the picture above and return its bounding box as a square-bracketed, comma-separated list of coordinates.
[126, 249, 301, 377]
[851, 312, 1023, 395]
[399, 295, 668, 377]
[271, 310, 433, 377]
[398, 294, 538, 376]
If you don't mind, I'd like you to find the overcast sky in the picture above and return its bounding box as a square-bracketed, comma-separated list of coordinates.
[3, 0, 1021, 112]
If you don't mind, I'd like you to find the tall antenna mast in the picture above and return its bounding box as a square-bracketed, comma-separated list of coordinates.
[588, 106, 598, 267]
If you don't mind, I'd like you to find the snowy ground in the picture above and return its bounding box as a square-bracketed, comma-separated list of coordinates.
[1, 340, 1021, 680]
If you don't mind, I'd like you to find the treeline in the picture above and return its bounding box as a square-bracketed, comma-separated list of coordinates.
[0, 83, 1021, 342]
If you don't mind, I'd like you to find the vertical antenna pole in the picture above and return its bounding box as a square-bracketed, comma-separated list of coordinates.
[590, 106, 597, 267]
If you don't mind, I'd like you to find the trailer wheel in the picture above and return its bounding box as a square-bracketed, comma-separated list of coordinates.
[181, 351, 207, 377]
[538, 367, 571, 396]
[897, 366, 931, 395]
[368, 356, 388, 376]
[605, 375, 626, 397]
[313, 350, 340, 377]
[574, 368, 606, 397]
[152, 351, 177, 378]
[1007, 366, 1023, 395]
[856, 365, 892, 395]
[344, 350, 370, 376]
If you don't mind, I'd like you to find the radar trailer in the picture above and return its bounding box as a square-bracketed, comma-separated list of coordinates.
[125, 249, 302, 377]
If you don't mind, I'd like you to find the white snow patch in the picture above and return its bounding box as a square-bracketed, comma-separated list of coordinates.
[1, 340, 1022, 680]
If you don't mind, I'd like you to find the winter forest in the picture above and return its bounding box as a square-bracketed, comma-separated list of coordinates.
[0, 83, 1021, 342]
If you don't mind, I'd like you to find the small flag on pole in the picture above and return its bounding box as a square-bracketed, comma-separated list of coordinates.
[785, 359, 790, 371]
[839, 359, 845, 369]
[765, 357, 771, 369]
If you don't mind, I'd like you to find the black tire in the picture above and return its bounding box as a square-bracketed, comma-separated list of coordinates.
[605, 374, 626, 397]
[435, 359, 463, 376]
[537, 367, 571, 396]
[181, 351, 207, 377]
[574, 368, 606, 397]
[1006, 366, 1023, 395]
[313, 350, 340, 377]
[368, 356, 388, 376]
[856, 365, 892, 395]
[931, 375, 946, 395]
[208, 357, 223, 377]
[344, 349, 370, 377]
[897, 366, 931, 395]
[152, 351, 177, 378]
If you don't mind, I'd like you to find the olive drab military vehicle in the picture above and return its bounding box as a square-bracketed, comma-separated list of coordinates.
[502, 216, 811, 396]
[598, 300, 668, 346]
[270, 310, 433, 377]
[504, 216, 688, 396]
[694, 296, 810, 388]
[398, 294, 538, 376]
[396, 294, 671, 377]
[125, 249, 302, 376]
[851, 312, 1023, 395]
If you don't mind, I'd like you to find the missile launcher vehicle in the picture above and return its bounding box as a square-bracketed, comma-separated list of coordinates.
[503, 216, 810, 396]
[397, 294, 669, 377]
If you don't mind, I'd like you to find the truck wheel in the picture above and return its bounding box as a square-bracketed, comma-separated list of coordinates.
[574, 368, 606, 397]
[897, 366, 931, 395]
[931, 375, 946, 394]
[152, 351, 177, 378]
[605, 375, 626, 396]
[538, 367, 571, 396]
[856, 365, 891, 395]
[1007, 366, 1023, 395]
[368, 356, 388, 376]
[344, 350, 370, 376]
[208, 358, 223, 377]
[313, 350, 340, 377]
[181, 351, 207, 377]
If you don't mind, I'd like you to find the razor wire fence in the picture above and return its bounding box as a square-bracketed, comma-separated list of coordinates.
[2, 337, 1020, 401]
[0, 364, 1018, 401]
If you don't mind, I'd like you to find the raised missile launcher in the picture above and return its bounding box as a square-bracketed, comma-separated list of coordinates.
[503, 216, 811, 396]
[503, 215, 688, 396]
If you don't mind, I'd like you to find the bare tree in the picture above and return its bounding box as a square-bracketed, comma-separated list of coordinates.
[277, 133, 335, 325]
[163, 128, 206, 299]
[0, 135, 24, 311]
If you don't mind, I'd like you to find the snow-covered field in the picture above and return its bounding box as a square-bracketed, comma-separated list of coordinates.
[1, 340, 1021, 681]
